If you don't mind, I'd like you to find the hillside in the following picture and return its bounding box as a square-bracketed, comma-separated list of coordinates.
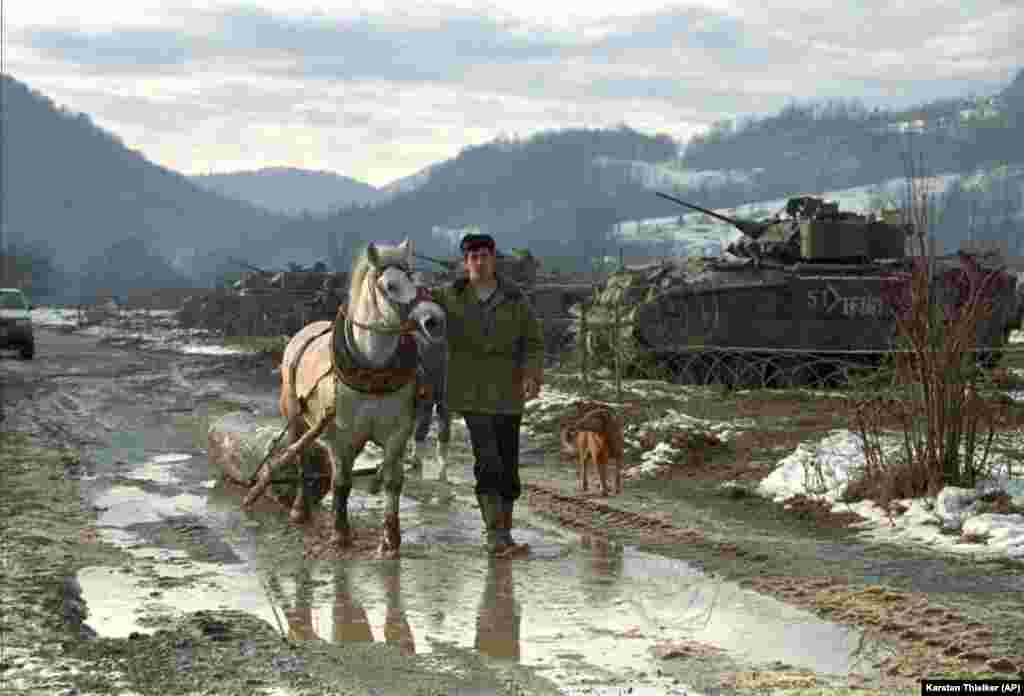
[256, 127, 681, 269]
[0, 74, 294, 298]
[679, 68, 1024, 205]
[191, 167, 384, 215]
[4, 68, 1022, 299]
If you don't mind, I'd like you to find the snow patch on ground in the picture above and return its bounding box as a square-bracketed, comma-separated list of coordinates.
[755, 429, 1024, 560]
[32, 306, 255, 355]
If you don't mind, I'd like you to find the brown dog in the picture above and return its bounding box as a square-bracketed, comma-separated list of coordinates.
[560, 404, 624, 496]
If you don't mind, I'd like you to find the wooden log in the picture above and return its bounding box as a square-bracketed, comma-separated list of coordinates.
[242, 407, 335, 508]
[208, 411, 331, 509]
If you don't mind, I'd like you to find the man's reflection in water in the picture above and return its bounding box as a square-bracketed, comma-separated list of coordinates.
[475, 558, 521, 661]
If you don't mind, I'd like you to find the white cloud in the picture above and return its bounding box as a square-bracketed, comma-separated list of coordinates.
[4, 1, 1021, 186]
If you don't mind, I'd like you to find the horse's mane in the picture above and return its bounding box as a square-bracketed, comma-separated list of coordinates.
[347, 242, 409, 322]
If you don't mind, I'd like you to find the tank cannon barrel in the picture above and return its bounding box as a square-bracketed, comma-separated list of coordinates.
[655, 191, 770, 240]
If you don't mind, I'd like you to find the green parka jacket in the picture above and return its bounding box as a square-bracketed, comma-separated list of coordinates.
[430, 276, 544, 415]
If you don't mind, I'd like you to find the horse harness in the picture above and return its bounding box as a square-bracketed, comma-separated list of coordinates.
[250, 262, 424, 487]
[297, 263, 426, 404]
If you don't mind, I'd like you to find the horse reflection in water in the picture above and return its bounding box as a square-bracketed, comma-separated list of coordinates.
[265, 560, 520, 662]
[266, 562, 414, 655]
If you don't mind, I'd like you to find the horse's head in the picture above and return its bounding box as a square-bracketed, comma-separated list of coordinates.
[354, 239, 417, 320]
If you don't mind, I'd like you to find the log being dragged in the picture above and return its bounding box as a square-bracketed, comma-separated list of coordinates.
[242, 406, 335, 508]
[208, 411, 332, 510]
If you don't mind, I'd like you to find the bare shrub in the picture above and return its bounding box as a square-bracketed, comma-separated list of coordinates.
[847, 150, 1015, 507]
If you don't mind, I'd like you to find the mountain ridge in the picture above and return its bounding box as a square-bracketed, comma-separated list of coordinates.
[191, 166, 385, 215]
[3, 68, 1022, 300]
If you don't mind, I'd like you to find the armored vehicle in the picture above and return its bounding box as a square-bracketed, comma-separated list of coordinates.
[581, 192, 1020, 386]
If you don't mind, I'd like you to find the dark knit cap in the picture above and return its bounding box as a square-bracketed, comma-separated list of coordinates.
[460, 233, 496, 255]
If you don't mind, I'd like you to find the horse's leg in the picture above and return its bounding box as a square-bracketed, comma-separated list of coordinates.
[381, 563, 415, 656]
[376, 420, 413, 560]
[288, 418, 311, 524]
[329, 434, 363, 548]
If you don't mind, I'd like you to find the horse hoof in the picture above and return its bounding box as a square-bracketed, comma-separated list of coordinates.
[376, 543, 400, 560]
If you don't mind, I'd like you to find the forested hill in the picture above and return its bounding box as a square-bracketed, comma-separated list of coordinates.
[0, 74, 290, 295]
[250, 127, 681, 267]
[680, 68, 1024, 204]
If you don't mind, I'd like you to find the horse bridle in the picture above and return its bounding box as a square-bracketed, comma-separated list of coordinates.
[342, 262, 420, 337]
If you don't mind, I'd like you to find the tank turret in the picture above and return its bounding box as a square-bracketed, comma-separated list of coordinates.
[656, 192, 910, 264]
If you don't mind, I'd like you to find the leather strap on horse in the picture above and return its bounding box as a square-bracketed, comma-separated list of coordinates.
[331, 305, 420, 394]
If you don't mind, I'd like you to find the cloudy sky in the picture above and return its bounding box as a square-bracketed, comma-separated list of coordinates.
[4, 1, 1022, 187]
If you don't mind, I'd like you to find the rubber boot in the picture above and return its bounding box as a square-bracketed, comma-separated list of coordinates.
[496, 498, 529, 558]
[436, 440, 450, 483]
[477, 493, 502, 553]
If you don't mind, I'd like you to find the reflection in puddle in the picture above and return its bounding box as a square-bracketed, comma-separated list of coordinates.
[253, 540, 886, 690]
[78, 446, 888, 691]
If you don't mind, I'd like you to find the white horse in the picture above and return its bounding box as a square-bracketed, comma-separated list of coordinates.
[247, 239, 445, 559]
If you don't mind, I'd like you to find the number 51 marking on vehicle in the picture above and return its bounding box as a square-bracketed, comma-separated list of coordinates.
[807, 282, 884, 318]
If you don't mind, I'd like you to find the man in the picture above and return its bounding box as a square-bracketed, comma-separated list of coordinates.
[408, 273, 452, 482]
[430, 233, 544, 556]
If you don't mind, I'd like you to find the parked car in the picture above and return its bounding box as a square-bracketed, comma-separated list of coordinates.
[0, 288, 35, 359]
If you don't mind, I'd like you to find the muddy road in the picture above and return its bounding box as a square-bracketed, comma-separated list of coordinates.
[2, 328, 1023, 695]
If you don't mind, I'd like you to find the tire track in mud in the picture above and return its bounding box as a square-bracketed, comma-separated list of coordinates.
[523, 482, 750, 557]
[522, 481, 1024, 688]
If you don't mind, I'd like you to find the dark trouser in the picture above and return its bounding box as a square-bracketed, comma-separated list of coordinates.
[462, 412, 522, 501]
[414, 394, 451, 443]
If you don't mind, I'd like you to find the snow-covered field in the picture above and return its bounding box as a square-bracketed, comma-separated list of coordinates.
[613, 162, 1024, 255]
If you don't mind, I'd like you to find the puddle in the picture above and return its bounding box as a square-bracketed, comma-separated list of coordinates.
[80, 473, 889, 690]
[76, 411, 889, 691]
